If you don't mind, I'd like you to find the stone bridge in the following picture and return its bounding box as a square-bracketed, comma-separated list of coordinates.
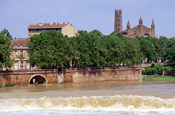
[0, 67, 142, 87]
[0, 69, 63, 86]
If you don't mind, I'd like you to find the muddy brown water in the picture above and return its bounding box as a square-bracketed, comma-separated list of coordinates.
[1, 81, 175, 115]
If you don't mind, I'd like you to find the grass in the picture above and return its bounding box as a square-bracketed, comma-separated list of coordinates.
[142, 75, 175, 81]
[5, 83, 12, 87]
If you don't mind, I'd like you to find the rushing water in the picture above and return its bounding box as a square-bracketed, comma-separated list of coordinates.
[1, 81, 175, 115]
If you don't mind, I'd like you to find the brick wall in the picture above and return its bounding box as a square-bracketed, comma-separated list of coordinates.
[0, 67, 141, 86]
[63, 67, 141, 83]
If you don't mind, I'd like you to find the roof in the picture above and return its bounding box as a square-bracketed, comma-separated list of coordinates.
[28, 22, 69, 29]
[130, 25, 152, 31]
[11, 38, 29, 47]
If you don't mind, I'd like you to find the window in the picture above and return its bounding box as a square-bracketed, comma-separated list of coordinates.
[20, 44, 23, 47]
[21, 61, 23, 66]
[38, 29, 43, 33]
[15, 51, 17, 58]
[56, 28, 61, 32]
[134, 31, 136, 35]
[21, 51, 23, 55]
[27, 53, 29, 59]
[30, 29, 38, 33]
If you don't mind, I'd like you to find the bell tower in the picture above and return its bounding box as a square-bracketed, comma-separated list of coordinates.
[114, 9, 122, 33]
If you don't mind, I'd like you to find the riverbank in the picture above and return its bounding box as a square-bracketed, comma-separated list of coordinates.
[142, 75, 175, 81]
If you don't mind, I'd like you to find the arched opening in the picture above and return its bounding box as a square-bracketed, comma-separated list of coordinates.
[29, 74, 47, 84]
[144, 33, 150, 37]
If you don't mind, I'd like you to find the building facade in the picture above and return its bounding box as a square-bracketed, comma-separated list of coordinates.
[114, 9, 155, 37]
[28, 22, 77, 38]
[11, 38, 30, 70]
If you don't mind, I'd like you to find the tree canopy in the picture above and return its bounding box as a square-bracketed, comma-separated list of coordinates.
[1, 28, 13, 40]
[27, 29, 175, 69]
[0, 32, 14, 69]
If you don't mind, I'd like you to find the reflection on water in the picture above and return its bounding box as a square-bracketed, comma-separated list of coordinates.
[1, 81, 175, 115]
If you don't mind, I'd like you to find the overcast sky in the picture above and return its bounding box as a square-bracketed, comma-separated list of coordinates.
[0, 0, 175, 38]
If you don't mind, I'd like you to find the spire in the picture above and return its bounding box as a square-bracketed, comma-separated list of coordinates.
[151, 19, 155, 30]
[127, 20, 130, 29]
[139, 17, 143, 25]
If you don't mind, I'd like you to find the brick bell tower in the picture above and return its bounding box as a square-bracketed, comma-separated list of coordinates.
[114, 9, 122, 33]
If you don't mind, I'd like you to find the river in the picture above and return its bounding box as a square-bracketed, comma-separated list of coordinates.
[0, 81, 175, 115]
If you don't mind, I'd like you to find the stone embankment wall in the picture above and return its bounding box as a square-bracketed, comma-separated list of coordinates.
[0, 69, 61, 86]
[63, 67, 142, 83]
[164, 71, 175, 76]
[0, 67, 141, 86]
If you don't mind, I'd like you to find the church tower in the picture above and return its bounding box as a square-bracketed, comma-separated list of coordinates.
[114, 9, 122, 33]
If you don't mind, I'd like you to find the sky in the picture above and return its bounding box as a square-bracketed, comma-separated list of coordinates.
[0, 0, 175, 38]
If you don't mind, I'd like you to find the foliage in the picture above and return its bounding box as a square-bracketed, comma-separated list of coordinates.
[166, 45, 175, 63]
[142, 67, 158, 75]
[5, 83, 12, 87]
[151, 62, 156, 68]
[27, 29, 175, 69]
[163, 66, 172, 72]
[0, 83, 2, 87]
[137, 37, 156, 61]
[0, 32, 14, 69]
[1, 28, 13, 40]
[17, 54, 25, 63]
[27, 30, 71, 68]
[155, 63, 164, 72]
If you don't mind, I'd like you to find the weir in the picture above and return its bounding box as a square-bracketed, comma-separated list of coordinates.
[0, 67, 141, 86]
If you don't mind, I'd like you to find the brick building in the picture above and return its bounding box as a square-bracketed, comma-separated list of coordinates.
[11, 38, 30, 70]
[28, 22, 77, 38]
[114, 9, 155, 37]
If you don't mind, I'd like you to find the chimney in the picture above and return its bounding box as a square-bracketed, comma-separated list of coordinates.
[63, 22, 65, 24]
[40, 23, 43, 26]
[71, 24, 72, 26]
[47, 23, 50, 25]
[53, 22, 56, 25]
[68, 22, 69, 24]
[57, 22, 59, 25]
[44, 23, 46, 25]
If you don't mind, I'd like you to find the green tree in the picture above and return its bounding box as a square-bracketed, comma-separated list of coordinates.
[0, 32, 14, 69]
[17, 54, 25, 63]
[1, 28, 13, 40]
[157, 37, 170, 60]
[27, 30, 71, 68]
[166, 45, 175, 63]
[138, 37, 156, 61]
[122, 38, 143, 65]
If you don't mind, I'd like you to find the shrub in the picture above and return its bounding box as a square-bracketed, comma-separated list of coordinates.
[5, 83, 12, 87]
[155, 63, 164, 72]
[0, 84, 2, 87]
[163, 66, 172, 72]
[142, 67, 158, 75]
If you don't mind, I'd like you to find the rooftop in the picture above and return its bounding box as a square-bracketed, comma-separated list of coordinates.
[28, 22, 73, 29]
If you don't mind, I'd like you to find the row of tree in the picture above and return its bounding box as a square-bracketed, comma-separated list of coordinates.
[1, 28, 175, 69]
[27, 29, 175, 69]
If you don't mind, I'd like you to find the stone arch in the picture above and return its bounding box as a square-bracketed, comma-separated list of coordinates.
[29, 74, 48, 84]
[144, 33, 150, 37]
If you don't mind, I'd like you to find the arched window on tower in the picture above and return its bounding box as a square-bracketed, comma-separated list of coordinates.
[118, 28, 120, 32]
[134, 31, 136, 35]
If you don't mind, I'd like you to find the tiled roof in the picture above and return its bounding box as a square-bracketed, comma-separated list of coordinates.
[130, 25, 151, 31]
[11, 38, 29, 47]
[28, 22, 69, 29]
